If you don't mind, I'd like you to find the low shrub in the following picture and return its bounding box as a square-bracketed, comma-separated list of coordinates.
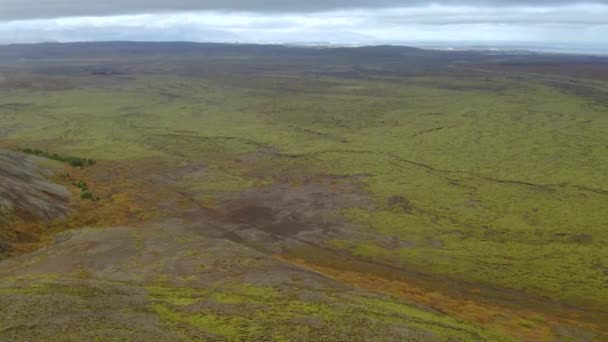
[20, 148, 96, 167]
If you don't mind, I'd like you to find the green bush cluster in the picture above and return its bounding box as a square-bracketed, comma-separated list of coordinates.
[73, 180, 99, 201]
[20, 148, 96, 167]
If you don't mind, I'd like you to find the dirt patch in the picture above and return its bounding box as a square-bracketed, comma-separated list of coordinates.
[215, 178, 371, 245]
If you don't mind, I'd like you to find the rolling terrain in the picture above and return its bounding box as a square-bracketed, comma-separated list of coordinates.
[0, 42, 607, 341]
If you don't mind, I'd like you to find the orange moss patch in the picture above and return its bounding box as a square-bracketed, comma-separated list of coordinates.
[279, 256, 603, 342]
[52, 165, 153, 229]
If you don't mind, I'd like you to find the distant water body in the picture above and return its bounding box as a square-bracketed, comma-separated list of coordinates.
[290, 40, 607, 56]
[392, 41, 608, 56]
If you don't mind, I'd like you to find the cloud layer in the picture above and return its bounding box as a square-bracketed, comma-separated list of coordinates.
[0, 1, 606, 50]
[2, 0, 608, 20]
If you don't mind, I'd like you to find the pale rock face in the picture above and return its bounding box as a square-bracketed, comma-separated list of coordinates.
[0, 151, 70, 222]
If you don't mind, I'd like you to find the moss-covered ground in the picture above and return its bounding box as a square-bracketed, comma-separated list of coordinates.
[1, 45, 607, 340]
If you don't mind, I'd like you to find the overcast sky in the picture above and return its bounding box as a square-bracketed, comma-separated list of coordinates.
[0, 0, 606, 50]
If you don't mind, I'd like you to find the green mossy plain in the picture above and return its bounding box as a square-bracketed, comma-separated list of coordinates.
[1, 65, 607, 339]
[146, 283, 510, 341]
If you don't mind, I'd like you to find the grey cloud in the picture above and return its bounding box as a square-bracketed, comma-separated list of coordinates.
[0, 10, 605, 46]
[2, 0, 608, 20]
[365, 6, 608, 25]
[0, 1, 606, 48]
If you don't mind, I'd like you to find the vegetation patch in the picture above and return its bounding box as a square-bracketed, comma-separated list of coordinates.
[20, 148, 96, 167]
[146, 283, 507, 341]
[1, 45, 606, 339]
[72, 180, 100, 201]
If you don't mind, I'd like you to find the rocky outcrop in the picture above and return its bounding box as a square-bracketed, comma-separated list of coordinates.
[0, 151, 70, 223]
